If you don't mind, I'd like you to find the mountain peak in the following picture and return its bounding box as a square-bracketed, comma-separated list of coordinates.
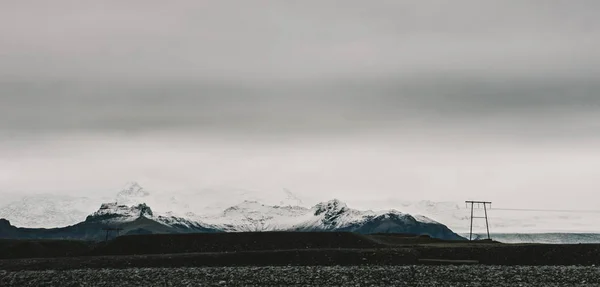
[134, 203, 154, 217]
[86, 202, 154, 223]
[313, 199, 348, 216]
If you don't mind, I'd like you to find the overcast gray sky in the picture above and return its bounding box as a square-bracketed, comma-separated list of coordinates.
[1, 0, 600, 209]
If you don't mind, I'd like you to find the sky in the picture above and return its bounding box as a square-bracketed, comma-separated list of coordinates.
[1, 0, 600, 210]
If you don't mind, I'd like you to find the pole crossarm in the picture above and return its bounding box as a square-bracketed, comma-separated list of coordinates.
[465, 201, 492, 204]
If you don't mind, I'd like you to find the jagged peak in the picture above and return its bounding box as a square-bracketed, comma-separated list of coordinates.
[373, 211, 414, 220]
[99, 202, 120, 210]
[86, 202, 154, 223]
[134, 203, 154, 217]
[312, 199, 348, 216]
[99, 202, 151, 211]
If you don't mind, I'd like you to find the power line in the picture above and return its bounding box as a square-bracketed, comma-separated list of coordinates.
[487, 208, 600, 214]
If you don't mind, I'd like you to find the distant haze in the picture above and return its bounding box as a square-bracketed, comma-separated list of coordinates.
[1, 1, 599, 211]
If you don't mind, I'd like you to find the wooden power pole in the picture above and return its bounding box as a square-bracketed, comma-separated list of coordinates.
[465, 201, 492, 241]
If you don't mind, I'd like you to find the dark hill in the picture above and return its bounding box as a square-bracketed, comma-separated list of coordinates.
[0, 217, 219, 241]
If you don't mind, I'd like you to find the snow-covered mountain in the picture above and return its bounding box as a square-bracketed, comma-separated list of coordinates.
[0, 198, 464, 241]
[123, 198, 460, 239]
[196, 200, 309, 231]
[175, 198, 457, 237]
[5, 183, 597, 237]
[0, 183, 312, 228]
[3, 183, 600, 236]
[86, 202, 155, 223]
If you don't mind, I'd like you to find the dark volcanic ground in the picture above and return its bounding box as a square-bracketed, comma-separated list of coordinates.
[3, 233, 600, 285]
[2, 266, 600, 286]
[3, 233, 600, 269]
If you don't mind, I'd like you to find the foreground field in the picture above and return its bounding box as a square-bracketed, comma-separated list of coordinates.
[3, 233, 600, 267]
[2, 266, 599, 286]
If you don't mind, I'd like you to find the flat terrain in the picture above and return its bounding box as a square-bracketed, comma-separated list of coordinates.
[2, 266, 600, 286]
[2, 233, 600, 268]
[0, 239, 93, 259]
[3, 233, 600, 286]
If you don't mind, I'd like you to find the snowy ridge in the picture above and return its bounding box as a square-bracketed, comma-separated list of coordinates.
[85, 202, 214, 230]
[198, 200, 309, 232]
[4, 183, 599, 234]
[86, 202, 154, 223]
[295, 199, 372, 230]
[81, 198, 455, 237]
[42, 198, 464, 240]
[0, 183, 458, 240]
[0, 183, 464, 240]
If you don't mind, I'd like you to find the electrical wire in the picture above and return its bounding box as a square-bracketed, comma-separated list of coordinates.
[486, 208, 600, 213]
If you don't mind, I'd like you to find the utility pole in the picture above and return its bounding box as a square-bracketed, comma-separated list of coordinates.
[465, 201, 492, 241]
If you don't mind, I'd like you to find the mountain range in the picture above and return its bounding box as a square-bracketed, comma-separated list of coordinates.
[3, 183, 600, 238]
[0, 184, 463, 241]
[3, 183, 600, 243]
[0, 198, 463, 241]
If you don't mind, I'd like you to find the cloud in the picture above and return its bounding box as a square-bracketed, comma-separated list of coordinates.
[1, 0, 598, 139]
[1, 78, 599, 143]
[0, 1, 598, 81]
[1, 1, 600, 212]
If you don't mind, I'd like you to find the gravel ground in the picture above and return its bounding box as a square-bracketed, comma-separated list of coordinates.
[2, 266, 600, 286]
